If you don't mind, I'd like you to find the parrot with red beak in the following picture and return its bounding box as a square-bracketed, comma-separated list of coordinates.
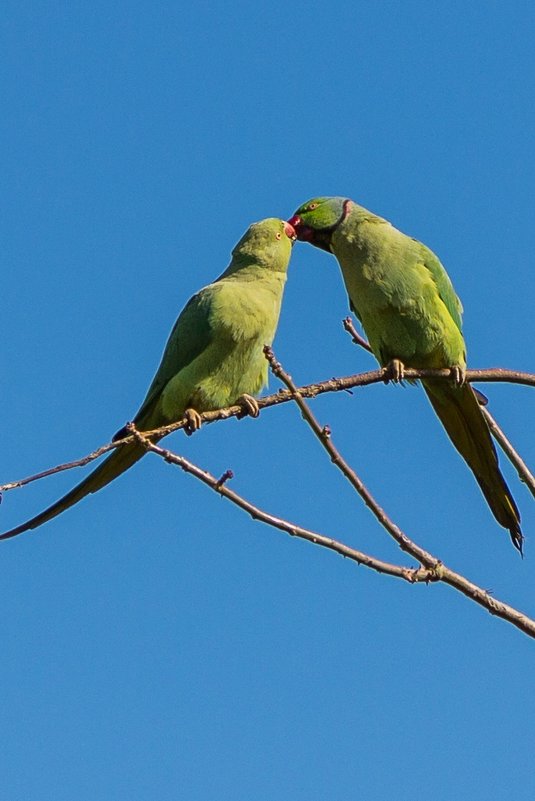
[289, 196, 522, 553]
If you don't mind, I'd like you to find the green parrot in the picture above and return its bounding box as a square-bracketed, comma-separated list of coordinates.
[1, 217, 296, 541]
[288, 197, 523, 553]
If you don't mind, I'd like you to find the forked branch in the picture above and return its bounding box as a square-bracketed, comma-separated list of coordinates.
[1, 365, 533, 495]
[127, 424, 440, 583]
[0, 353, 533, 638]
[263, 346, 535, 639]
[341, 317, 535, 499]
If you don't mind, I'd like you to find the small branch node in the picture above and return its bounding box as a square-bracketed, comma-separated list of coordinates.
[426, 562, 445, 582]
[342, 317, 374, 353]
[405, 563, 443, 583]
[404, 568, 422, 583]
[263, 344, 284, 378]
[215, 469, 234, 490]
[125, 422, 150, 451]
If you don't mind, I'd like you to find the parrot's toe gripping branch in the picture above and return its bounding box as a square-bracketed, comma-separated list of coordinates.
[183, 408, 203, 435]
[236, 393, 260, 419]
[383, 359, 405, 384]
[450, 365, 466, 386]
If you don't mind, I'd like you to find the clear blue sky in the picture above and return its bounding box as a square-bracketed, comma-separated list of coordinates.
[2, 2, 535, 799]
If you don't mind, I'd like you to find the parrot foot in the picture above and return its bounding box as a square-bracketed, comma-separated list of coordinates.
[236, 393, 260, 419]
[450, 365, 466, 386]
[183, 408, 203, 436]
[383, 359, 405, 383]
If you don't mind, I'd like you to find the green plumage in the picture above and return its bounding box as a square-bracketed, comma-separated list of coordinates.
[2, 218, 294, 540]
[290, 197, 522, 552]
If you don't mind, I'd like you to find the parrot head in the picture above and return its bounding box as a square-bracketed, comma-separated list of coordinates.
[288, 196, 351, 252]
[231, 218, 296, 273]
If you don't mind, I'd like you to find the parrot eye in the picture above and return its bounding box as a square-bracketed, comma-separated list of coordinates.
[307, 202, 318, 210]
[275, 232, 281, 239]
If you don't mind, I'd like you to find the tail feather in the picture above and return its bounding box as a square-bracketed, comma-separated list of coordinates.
[0, 440, 149, 541]
[423, 379, 523, 553]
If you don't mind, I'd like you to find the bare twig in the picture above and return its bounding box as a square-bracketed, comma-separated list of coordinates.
[0, 443, 117, 493]
[264, 347, 535, 638]
[343, 317, 373, 353]
[127, 424, 439, 584]
[263, 347, 437, 568]
[1, 352, 533, 637]
[1, 366, 533, 495]
[481, 407, 535, 499]
[341, 321, 535, 500]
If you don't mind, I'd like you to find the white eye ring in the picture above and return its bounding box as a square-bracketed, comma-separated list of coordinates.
[276, 232, 281, 239]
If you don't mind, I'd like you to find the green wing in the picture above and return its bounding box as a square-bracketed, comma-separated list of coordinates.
[133, 289, 215, 424]
[0, 217, 294, 542]
[417, 242, 463, 333]
[0, 292, 219, 542]
[346, 249, 460, 336]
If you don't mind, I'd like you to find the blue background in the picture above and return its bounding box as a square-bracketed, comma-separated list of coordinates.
[2, 3, 535, 799]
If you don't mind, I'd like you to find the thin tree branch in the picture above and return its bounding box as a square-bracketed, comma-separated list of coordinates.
[481, 407, 535, 499]
[0, 443, 118, 493]
[342, 319, 535, 499]
[263, 347, 437, 568]
[263, 347, 535, 639]
[126, 424, 438, 584]
[1, 353, 533, 637]
[343, 316, 373, 353]
[1, 366, 533, 495]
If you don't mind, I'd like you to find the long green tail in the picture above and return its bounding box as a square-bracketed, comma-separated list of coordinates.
[422, 380, 523, 553]
[0, 439, 150, 541]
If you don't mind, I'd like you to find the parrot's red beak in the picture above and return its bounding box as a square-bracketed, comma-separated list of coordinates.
[284, 221, 297, 241]
[287, 215, 314, 242]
